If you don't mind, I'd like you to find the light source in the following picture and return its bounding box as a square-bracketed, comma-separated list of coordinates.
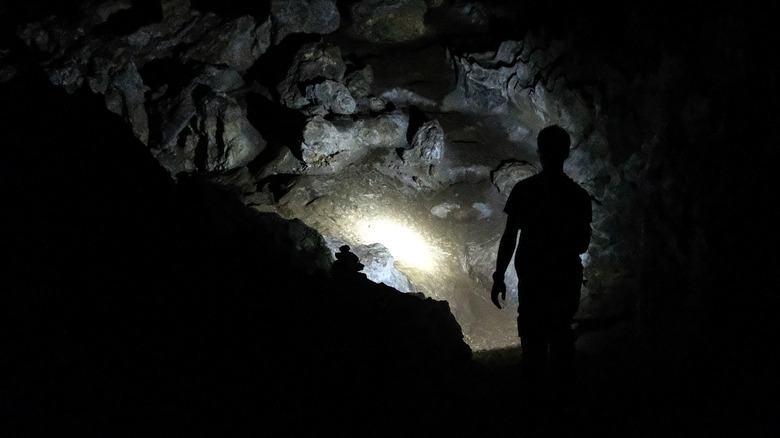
[360, 219, 435, 271]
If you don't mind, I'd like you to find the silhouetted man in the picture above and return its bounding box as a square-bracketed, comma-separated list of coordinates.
[491, 125, 591, 425]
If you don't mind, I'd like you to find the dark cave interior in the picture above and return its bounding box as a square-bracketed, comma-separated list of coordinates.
[1, 1, 779, 436]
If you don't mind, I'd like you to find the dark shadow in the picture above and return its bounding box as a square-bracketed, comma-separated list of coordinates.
[92, 0, 163, 37]
[255, 173, 300, 202]
[189, 0, 270, 21]
[245, 92, 308, 164]
[245, 33, 321, 94]
[406, 105, 429, 145]
[138, 57, 202, 94]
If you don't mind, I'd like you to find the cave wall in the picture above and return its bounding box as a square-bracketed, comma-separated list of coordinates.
[2, 0, 779, 432]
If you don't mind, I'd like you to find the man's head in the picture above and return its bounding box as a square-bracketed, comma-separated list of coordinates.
[537, 125, 570, 170]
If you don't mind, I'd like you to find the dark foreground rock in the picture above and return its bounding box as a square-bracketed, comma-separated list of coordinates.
[0, 72, 475, 436]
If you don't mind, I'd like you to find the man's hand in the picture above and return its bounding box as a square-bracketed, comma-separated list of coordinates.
[491, 272, 506, 309]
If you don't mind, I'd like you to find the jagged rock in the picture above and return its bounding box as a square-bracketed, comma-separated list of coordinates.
[349, 0, 429, 43]
[150, 84, 264, 174]
[407, 119, 444, 161]
[270, 0, 341, 44]
[145, 63, 259, 174]
[402, 119, 444, 173]
[345, 65, 374, 100]
[193, 92, 265, 172]
[182, 15, 272, 72]
[88, 60, 150, 143]
[375, 119, 444, 189]
[490, 160, 536, 195]
[304, 79, 357, 115]
[300, 112, 408, 170]
[300, 115, 351, 165]
[277, 42, 348, 110]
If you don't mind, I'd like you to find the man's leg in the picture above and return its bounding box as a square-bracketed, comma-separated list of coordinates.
[519, 328, 547, 434]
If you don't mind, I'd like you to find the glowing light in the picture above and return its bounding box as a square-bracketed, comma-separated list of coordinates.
[361, 220, 435, 270]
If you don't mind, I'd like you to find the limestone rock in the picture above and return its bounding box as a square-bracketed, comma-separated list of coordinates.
[345, 65, 374, 100]
[490, 160, 536, 195]
[300, 112, 409, 170]
[277, 42, 348, 110]
[349, 0, 429, 43]
[88, 59, 150, 144]
[182, 15, 272, 72]
[376, 119, 444, 189]
[193, 92, 265, 172]
[304, 79, 357, 115]
[407, 119, 444, 163]
[271, 0, 341, 44]
[402, 119, 445, 175]
[150, 82, 264, 174]
[300, 115, 352, 166]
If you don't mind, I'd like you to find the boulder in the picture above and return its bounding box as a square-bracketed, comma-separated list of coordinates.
[400, 119, 444, 180]
[277, 42, 348, 110]
[300, 112, 409, 170]
[304, 79, 357, 115]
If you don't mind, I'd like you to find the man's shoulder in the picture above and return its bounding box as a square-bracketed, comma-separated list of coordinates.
[509, 173, 543, 193]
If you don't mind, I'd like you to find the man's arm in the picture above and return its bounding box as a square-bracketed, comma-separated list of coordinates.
[491, 216, 520, 309]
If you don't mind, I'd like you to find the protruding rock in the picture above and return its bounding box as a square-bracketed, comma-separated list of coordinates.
[408, 120, 444, 163]
[300, 112, 409, 169]
[304, 79, 357, 115]
[277, 42, 348, 110]
[490, 160, 536, 194]
[88, 60, 150, 144]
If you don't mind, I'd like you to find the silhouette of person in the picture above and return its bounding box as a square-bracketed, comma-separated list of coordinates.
[331, 245, 366, 281]
[491, 125, 592, 430]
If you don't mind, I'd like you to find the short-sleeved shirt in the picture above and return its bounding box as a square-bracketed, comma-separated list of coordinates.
[504, 171, 592, 273]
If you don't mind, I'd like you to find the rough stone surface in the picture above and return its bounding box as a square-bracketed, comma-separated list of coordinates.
[304, 79, 357, 115]
[271, 0, 340, 44]
[349, 0, 429, 43]
[277, 41, 348, 110]
[490, 160, 537, 195]
[300, 112, 409, 170]
[182, 15, 271, 72]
